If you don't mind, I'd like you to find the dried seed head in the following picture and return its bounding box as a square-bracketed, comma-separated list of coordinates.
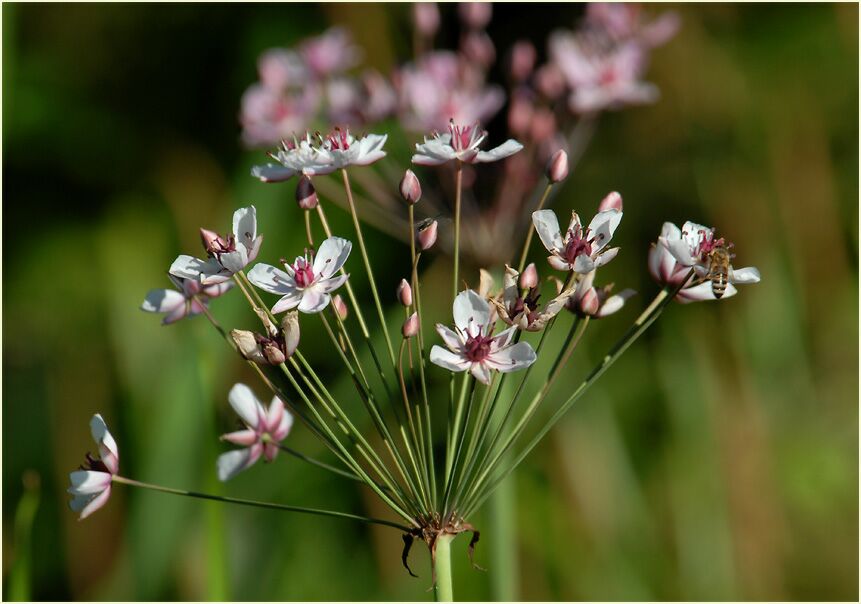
[295, 175, 318, 210]
[231, 329, 267, 364]
[520, 263, 539, 289]
[397, 279, 413, 307]
[417, 220, 438, 251]
[399, 170, 422, 205]
[597, 191, 623, 213]
[262, 341, 287, 365]
[402, 312, 419, 338]
[547, 149, 569, 183]
[332, 294, 348, 320]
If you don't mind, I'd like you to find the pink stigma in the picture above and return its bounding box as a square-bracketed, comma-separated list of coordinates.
[463, 330, 494, 362]
[292, 257, 315, 288]
[563, 224, 601, 264]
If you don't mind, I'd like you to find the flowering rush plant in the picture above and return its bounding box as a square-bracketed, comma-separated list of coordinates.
[69, 3, 760, 600]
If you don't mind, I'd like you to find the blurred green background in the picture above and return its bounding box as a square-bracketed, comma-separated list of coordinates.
[3, 3, 858, 601]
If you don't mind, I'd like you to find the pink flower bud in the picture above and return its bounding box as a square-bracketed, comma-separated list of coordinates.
[200, 228, 221, 254]
[520, 263, 538, 289]
[417, 220, 438, 251]
[402, 312, 419, 338]
[399, 170, 422, 205]
[579, 287, 600, 317]
[458, 2, 491, 29]
[546, 149, 569, 183]
[397, 279, 413, 307]
[332, 295, 348, 320]
[597, 191, 623, 213]
[296, 175, 318, 210]
[510, 41, 536, 82]
[263, 341, 287, 365]
[413, 3, 440, 37]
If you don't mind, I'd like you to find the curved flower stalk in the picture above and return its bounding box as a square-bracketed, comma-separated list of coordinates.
[430, 289, 537, 384]
[217, 384, 294, 481]
[532, 204, 623, 273]
[490, 264, 574, 332]
[141, 274, 232, 325]
[651, 221, 761, 303]
[412, 120, 522, 165]
[67, 415, 118, 520]
[247, 236, 351, 314]
[170, 206, 263, 284]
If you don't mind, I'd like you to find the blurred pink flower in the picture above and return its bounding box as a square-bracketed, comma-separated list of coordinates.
[585, 3, 680, 48]
[67, 414, 118, 520]
[247, 236, 351, 314]
[299, 27, 361, 77]
[217, 384, 293, 481]
[142, 275, 232, 325]
[412, 121, 522, 165]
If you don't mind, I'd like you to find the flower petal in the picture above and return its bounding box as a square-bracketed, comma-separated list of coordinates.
[435, 324, 464, 351]
[232, 206, 257, 244]
[68, 470, 112, 495]
[251, 163, 297, 183]
[76, 486, 112, 520]
[532, 210, 564, 254]
[473, 139, 524, 163]
[597, 289, 636, 317]
[469, 362, 492, 384]
[90, 414, 119, 474]
[452, 289, 491, 337]
[271, 291, 304, 314]
[217, 449, 254, 481]
[485, 342, 537, 372]
[313, 237, 352, 278]
[141, 289, 185, 314]
[430, 345, 470, 372]
[730, 266, 761, 284]
[247, 263, 296, 295]
[169, 255, 208, 281]
[676, 281, 737, 303]
[317, 273, 349, 293]
[228, 383, 265, 428]
[298, 289, 330, 313]
[222, 430, 259, 446]
[491, 326, 517, 349]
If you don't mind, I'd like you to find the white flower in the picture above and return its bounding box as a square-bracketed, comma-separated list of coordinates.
[319, 128, 387, 169]
[650, 221, 761, 303]
[68, 414, 118, 520]
[217, 384, 293, 481]
[141, 274, 232, 325]
[430, 289, 537, 384]
[251, 134, 336, 183]
[247, 236, 351, 314]
[532, 206, 623, 273]
[170, 206, 263, 284]
[411, 120, 522, 165]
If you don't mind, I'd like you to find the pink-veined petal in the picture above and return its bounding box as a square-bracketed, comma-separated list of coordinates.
[162, 303, 191, 325]
[313, 237, 352, 278]
[222, 430, 259, 446]
[430, 346, 471, 372]
[264, 442, 280, 462]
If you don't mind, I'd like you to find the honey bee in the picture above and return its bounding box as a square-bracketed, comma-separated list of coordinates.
[706, 245, 733, 299]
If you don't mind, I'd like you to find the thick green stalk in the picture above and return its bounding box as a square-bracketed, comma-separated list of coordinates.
[433, 534, 456, 602]
[112, 476, 410, 531]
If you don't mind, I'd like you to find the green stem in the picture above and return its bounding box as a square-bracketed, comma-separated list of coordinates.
[433, 534, 455, 602]
[111, 476, 410, 531]
[452, 162, 463, 299]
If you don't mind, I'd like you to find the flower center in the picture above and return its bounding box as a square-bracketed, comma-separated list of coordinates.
[292, 257, 315, 288]
[326, 127, 351, 150]
[463, 331, 494, 362]
[82, 452, 110, 473]
[563, 224, 601, 264]
[448, 120, 485, 152]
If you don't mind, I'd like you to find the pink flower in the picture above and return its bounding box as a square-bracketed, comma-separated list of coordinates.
[394, 51, 505, 133]
[217, 384, 293, 481]
[247, 236, 352, 314]
[412, 120, 522, 165]
[548, 31, 659, 114]
[430, 289, 536, 384]
[68, 414, 118, 520]
[239, 83, 320, 149]
[652, 221, 760, 303]
[319, 128, 388, 169]
[490, 265, 573, 332]
[251, 134, 337, 183]
[585, 3, 680, 49]
[170, 206, 263, 284]
[299, 27, 361, 77]
[532, 206, 623, 273]
[141, 275, 232, 325]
